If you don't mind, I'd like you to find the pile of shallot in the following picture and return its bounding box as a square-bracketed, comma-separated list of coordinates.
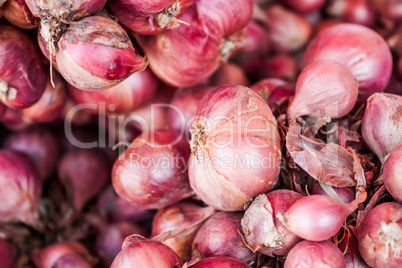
[1, 0, 402, 267]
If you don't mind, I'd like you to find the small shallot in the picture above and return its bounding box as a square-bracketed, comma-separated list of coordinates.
[383, 144, 402, 203]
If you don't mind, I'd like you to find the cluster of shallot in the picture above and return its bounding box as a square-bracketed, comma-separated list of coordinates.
[1, 0, 402, 267]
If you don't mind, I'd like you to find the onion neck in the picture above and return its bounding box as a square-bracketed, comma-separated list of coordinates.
[156, 1, 188, 29]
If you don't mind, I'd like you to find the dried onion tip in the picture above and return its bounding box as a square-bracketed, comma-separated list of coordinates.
[383, 144, 402, 203]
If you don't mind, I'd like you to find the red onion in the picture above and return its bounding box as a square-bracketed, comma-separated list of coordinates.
[287, 60, 358, 122]
[210, 63, 249, 87]
[284, 240, 346, 268]
[190, 256, 252, 268]
[285, 0, 325, 13]
[126, 100, 169, 132]
[189, 85, 281, 211]
[0, 238, 14, 268]
[136, 0, 253, 87]
[0, 150, 41, 226]
[0, 107, 32, 131]
[3, 0, 39, 29]
[109, 0, 193, 35]
[54, 16, 147, 91]
[152, 202, 216, 260]
[97, 222, 148, 267]
[0, 25, 46, 109]
[68, 68, 158, 115]
[3, 127, 59, 180]
[51, 254, 92, 268]
[370, 0, 402, 21]
[193, 211, 257, 263]
[167, 85, 212, 139]
[278, 192, 367, 241]
[32, 241, 93, 268]
[265, 5, 312, 52]
[58, 148, 111, 211]
[25, 0, 106, 20]
[97, 186, 154, 222]
[383, 145, 402, 203]
[21, 71, 67, 123]
[327, 0, 376, 27]
[311, 181, 356, 203]
[257, 54, 298, 82]
[338, 232, 368, 268]
[250, 78, 292, 102]
[358, 202, 402, 267]
[112, 129, 192, 209]
[362, 93, 402, 163]
[110, 235, 182, 268]
[303, 23, 393, 102]
[314, 19, 343, 34]
[241, 190, 303, 256]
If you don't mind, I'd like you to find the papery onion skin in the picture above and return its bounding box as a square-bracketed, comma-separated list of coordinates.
[167, 85, 212, 140]
[97, 222, 148, 267]
[136, 0, 253, 87]
[191, 256, 252, 268]
[152, 202, 216, 260]
[25, 0, 106, 20]
[241, 190, 303, 257]
[383, 144, 402, 203]
[284, 240, 346, 268]
[3, 127, 59, 180]
[32, 241, 92, 268]
[284, 0, 326, 13]
[265, 5, 312, 52]
[0, 238, 14, 268]
[68, 68, 158, 115]
[358, 202, 402, 268]
[0, 25, 46, 109]
[311, 181, 355, 203]
[58, 148, 111, 211]
[3, 0, 39, 29]
[109, 0, 193, 35]
[96, 186, 154, 223]
[22, 71, 67, 123]
[189, 85, 281, 211]
[362, 93, 402, 163]
[56, 16, 147, 91]
[280, 194, 364, 241]
[112, 129, 192, 209]
[287, 60, 358, 122]
[110, 235, 182, 268]
[0, 150, 41, 225]
[303, 23, 392, 102]
[193, 211, 257, 263]
[338, 232, 369, 268]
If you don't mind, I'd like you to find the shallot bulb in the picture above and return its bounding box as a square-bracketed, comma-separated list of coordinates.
[284, 0, 326, 13]
[265, 5, 312, 52]
[0, 150, 41, 226]
[0, 107, 32, 131]
[0, 25, 46, 109]
[257, 54, 298, 82]
[370, 0, 402, 21]
[112, 129, 192, 209]
[327, 0, 376, 27]
[3, 127, 59, 180]
[241, 190, 303, 256]
[287, 60, 358, 122]
[358, 202, 402, 267]
[303, 23, 393, 102]
[3, 0, 39, 29]
[383, 144, 402, 203]
[167, 85, 212, 139]
[25, 0, 106, 20]
[0, 238, 14, 268]
[136, 0, 253, 87]
[250, 78, 295, 109]
[278, 193, 366, 241]
[58, 148, 111, 211]
[21, 71, 67, 123]
[126, 99, 169, 132]
[362, 93, 402, 163]
[152, 202, 216, 260]
[55, 16, 147, 91]
[210, 63, 250, 87]
[190, 256, 252, 268]
[110, 235, 182, 268]
[284, 240, 346, 268]
[32, 241, 94, 268]
[51, 254, 92, 268]
[193, 212, 257, 263]
[68, 68, 158, 115]
[109, 0, 194, 35]
[97, 222, 148, 267]
[189, 85, 281, 211]
[311, 181, 355, 203]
